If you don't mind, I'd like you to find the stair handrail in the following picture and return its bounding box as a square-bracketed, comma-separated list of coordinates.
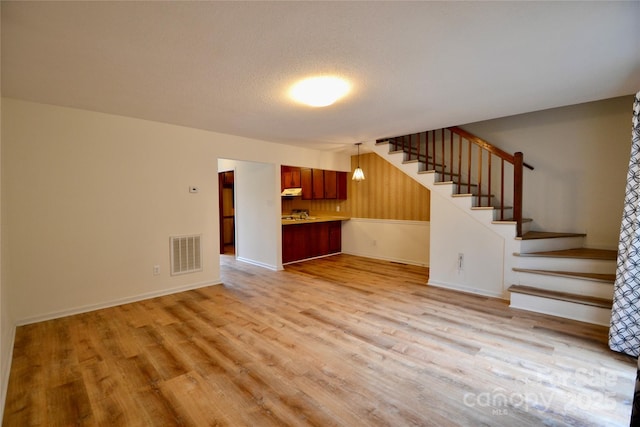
[448, 126, 533, 237]
[379, 126, 533, 237]
[448, 127, 535, 171]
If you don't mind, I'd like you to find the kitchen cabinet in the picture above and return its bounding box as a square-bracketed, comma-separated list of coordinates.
[328, 221, 342, 253]
[324, 170, 337, 199]
[282, 221, 342, 264]
[301, 168, 313, 200]
[289, 166, 347, 200]
[281, 166, 301, 191]
[312, 169, 324, 199]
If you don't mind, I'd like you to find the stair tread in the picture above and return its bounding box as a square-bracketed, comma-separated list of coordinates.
[515, 248, 617, 260]
[492, 218, 533, 224]
[508, 285, 612, 308]
[516, 231, 586, 240]
[471, 206, 513, 210]
[512, 268, 615, 283]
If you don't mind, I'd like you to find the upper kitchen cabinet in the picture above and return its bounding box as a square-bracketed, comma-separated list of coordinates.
[312, 169, 324, 199]
[293, 167, 348, 200]
[323, 170, 337, 199]
[281, 166, 301, 191]
[322, 170, 347, 200]
[301, 168, 313, 200]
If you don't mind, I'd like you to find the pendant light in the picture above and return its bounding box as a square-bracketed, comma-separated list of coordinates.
[352, 142, 365, 181]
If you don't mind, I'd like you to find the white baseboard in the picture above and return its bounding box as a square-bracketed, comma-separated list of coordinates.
[236, 257, 278, 271]
[342, 250, 428, 267]
[427, 279, 505, 299]
[16, 279, 222, 326]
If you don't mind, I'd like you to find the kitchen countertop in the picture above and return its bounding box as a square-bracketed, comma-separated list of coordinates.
[281, 215, 351, 225]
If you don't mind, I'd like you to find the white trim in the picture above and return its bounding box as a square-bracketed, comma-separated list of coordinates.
[282, 252, 342, 266]
[236, 257, 278, 271]
[16, 279, 222, 326]
[341, 250, 427, 267]
[427, 279, 505, 299]
[347, 217, 428, 226]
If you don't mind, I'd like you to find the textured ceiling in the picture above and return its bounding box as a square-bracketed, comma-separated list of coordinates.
[2, 1, 639, 151]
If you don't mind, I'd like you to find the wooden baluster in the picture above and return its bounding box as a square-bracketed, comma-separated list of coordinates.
[431, 130, 438, 175]
[457, 133, 462, 192]
[403, 135, 407, 158]
[477, 146, 482, 205]
[449, 130, 454, 185]
[466, 138, 472, 194]
[424, 132, 429, 170]
[514, 152, 524, 237]
[413, 134, 416, 160]
[478, 147, 482, 206]
[441, 129, 446, 179]
[500, 159, 505, 220]
[487, 154, 492, 208]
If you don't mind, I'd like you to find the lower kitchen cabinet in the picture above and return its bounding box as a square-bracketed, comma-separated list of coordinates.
[282, 221, 342, 264]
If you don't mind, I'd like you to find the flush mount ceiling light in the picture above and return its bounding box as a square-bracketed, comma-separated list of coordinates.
[352, 142, 365, 182]
[289, 76, 350, 107]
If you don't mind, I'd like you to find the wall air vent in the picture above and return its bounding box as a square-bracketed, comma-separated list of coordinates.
[170, 234, 202, 275]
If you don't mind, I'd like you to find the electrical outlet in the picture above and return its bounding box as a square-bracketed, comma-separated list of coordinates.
[153, 265, 160, 275]
[457, 253, 464, 272]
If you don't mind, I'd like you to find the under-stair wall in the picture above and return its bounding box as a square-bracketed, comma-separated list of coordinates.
[373, 111, 623, 325]
[371, 97, 633, 325]
[372, 142, 524, 300]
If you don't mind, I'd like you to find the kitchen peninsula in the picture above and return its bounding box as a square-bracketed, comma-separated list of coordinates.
[282, 214, 350, 264]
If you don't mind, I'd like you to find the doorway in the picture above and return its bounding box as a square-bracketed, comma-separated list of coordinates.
[218, 170, 235, 255]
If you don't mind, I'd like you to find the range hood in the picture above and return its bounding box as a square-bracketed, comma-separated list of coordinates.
[281, 187, 303, 197]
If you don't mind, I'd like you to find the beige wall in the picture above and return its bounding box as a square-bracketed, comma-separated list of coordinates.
[0, 8, 12, 418]
[464, 95, 633, 249]
[1, 98, 349, 324]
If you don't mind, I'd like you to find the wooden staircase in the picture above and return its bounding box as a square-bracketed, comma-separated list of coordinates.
[374, 128, 616, 325]
[509, 234, 615, 325]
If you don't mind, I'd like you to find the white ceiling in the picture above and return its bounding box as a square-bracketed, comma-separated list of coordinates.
[2, 1, 639, 151]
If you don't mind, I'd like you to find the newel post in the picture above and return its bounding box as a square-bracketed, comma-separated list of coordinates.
[513, 152, 524, 237]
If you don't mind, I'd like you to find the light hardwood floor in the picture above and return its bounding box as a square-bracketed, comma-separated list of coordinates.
[3, 254, 636, 426]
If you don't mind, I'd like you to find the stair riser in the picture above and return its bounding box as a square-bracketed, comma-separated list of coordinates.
[514, 273, 614, 299]
[514, 258, 615, 274]
[519, 236, 586, 253]
[492, 221, 533, 236]
[509, 293, 611, 326]
[471, 209, 514, 221]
